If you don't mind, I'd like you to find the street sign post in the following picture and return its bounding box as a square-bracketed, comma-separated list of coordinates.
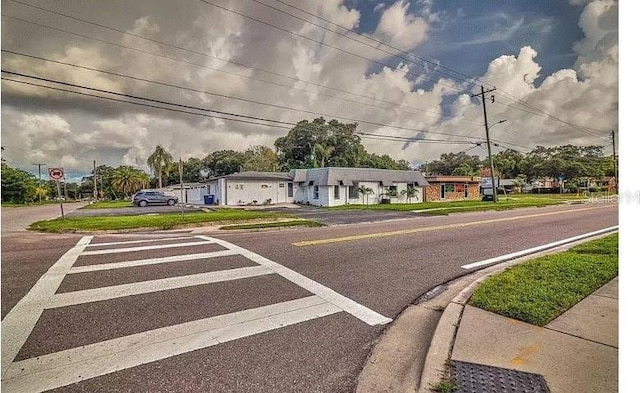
[49, 168, 65, 219]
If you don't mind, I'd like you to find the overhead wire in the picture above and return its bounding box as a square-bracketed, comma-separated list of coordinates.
[3, 3, 475, 123]
[1, 77, 294, 129]
[196, 0, 467, 93]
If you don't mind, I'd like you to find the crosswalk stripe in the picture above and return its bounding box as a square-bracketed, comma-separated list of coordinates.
[48, 266, 273, 308]
[69, 249, 241, 273]
[3, 296, 340, 393]
[197, 236, 393, 326]
[1, 236, 93, 379]
[81, 240, 217, 255]
[84, 236, 197, 247]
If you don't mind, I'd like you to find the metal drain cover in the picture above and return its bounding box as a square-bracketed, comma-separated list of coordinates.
[450, 360, 551, 393]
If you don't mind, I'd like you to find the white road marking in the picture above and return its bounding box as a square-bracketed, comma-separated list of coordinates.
[84, 236, 196, 247]
[69, 249, 241, 274]
[2, 296, 340, 393]
[80, 240, 216, 255]
[461, 226, 619, 270]
[48, 266, 273, 308]
[0, 236, 93, 378]
[197, 236, 393, 326]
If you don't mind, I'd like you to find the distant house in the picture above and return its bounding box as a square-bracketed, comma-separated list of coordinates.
[185, 168, 427, 206]
[423, 175, 480, 201]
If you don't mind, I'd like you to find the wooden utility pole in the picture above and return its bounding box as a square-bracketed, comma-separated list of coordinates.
[472, 85, 498, 202]
[611, 130, 617, 192]
[93, 160, 98, 201]
[33, 163, 46, 203]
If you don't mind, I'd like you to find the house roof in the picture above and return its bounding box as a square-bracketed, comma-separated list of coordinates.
[424, 175, 480, 183]
[296, 167, 428, 186]
[216, 171, 293, 181]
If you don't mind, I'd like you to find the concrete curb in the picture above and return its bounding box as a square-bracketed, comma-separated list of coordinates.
[416, 228, 619, 392]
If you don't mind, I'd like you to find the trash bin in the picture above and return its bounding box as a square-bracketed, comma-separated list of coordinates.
[204, 195, 214, 205]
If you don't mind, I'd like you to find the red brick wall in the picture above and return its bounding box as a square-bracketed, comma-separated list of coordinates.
[424, 183, 480, 201]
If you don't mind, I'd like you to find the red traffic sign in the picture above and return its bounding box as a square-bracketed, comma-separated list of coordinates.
[49, 168, 64, 180]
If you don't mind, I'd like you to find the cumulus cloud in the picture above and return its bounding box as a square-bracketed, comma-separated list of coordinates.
[0, 0, 617, 174]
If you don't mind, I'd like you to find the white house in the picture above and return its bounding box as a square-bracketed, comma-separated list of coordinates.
[184, 168, 427, 207]
[291, 167, 427, 207]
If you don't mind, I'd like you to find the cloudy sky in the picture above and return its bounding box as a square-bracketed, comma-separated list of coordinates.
[1, 0, 619, 180]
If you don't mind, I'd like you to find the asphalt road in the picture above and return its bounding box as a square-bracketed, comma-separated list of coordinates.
[1, 202, 87, 232]
[0, 202, 618, 392]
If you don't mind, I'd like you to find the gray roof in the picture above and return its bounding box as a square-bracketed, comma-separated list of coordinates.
[293, 167, 428, 187]
[217, 171, 293, 181]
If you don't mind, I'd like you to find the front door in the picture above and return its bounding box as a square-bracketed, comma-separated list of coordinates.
[440, 184, 446, 199]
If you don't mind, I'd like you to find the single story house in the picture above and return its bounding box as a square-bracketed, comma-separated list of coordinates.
[208, 171, 296, 206]
[423, 176, 480, 201]
[292, 167, 427, 207]
[183, 168, 428, 207]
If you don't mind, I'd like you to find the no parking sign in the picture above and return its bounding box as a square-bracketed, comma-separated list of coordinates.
[49, 168, 64, 181]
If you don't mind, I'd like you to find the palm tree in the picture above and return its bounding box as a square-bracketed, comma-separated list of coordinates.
[357, 185, 373, 206]
[401, 186, 419, 204]
[111, 166, 149, 198]
[33, 186, 48, 203]
[147, 145, 174, 188]
[313, 144, 334, 168]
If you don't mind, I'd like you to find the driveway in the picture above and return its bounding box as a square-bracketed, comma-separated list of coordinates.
[67, 205, 204, 218]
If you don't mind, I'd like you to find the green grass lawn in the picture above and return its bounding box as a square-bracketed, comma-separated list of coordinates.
[328, 195, 570, 213]
[81, 200, 132, 209]
[29, 209, 294, 232]
[468, 233, 618, 326]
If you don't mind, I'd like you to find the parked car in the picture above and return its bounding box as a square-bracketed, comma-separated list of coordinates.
[132, 190, 178, 207]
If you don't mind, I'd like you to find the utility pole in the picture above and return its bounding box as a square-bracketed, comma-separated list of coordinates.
[93, 160, 98, 201]
[32, 163, 46, 203]
[611, 130, 617, 193]
[472, 85, 498, 202]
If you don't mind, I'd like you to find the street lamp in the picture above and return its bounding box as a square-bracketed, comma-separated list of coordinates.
[485, 119, 506, 203]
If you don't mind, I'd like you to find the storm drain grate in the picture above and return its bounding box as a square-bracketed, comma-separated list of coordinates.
[450, 360, 551, 393]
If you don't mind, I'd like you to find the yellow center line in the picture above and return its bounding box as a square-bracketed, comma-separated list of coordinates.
[292, 204, 616, 247]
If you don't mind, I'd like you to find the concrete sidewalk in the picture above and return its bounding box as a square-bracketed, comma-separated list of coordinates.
[356, 243, 618, 393]
[447, 277, 618, 393]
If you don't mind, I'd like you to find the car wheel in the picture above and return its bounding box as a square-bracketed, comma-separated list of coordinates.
[138, 200, 148, 207]
[167, 199, 176, 206]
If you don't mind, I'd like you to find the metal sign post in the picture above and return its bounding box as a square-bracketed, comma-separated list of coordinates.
[179, 158, 184, 221]
[49, 168, 65, 219]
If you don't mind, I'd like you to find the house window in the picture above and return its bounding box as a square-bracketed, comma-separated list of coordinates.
[313, 185, 319, 199]
[389, 185, 398, 196]
[348, 182, 359, 199]
[334, 185, 340, 199]
[288, 183, 293, 197]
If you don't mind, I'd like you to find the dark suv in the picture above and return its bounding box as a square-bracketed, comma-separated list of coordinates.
[132, 190, 178, 207]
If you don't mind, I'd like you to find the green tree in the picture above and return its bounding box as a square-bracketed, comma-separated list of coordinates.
[166, 157, 206, 185]
[401, 186, 419, 203]
[111, 166, 149, 198]
[357, 185, 373, 205]
[1, 163, 38, 203]
[275, 118, 365, 170]
[204, 150, 247, 177]
[424, 152, 482, 175]
[313, 144, 334, 168]
[243, 146, 280, 172]
[147, 145, 174, 189]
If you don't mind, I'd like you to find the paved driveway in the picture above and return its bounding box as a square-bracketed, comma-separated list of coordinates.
[67, 205, 204, 217]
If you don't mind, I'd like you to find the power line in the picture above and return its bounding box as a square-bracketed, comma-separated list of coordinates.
[1, 77, 293, 129]
[197, 0, 467, 94]
[1, 9, 474, 124]
[2, 69, 490, 141]
[356, 132, 476, 145]
[258, 0, 484, 87]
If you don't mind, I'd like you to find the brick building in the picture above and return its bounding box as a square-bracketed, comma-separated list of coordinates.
[423, 176, 481, 201]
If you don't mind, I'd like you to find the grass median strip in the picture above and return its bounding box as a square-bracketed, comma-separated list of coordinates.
[468, 233, 618, 326]
[29, 209, 294, 232]
[219, 220, 324, 230]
